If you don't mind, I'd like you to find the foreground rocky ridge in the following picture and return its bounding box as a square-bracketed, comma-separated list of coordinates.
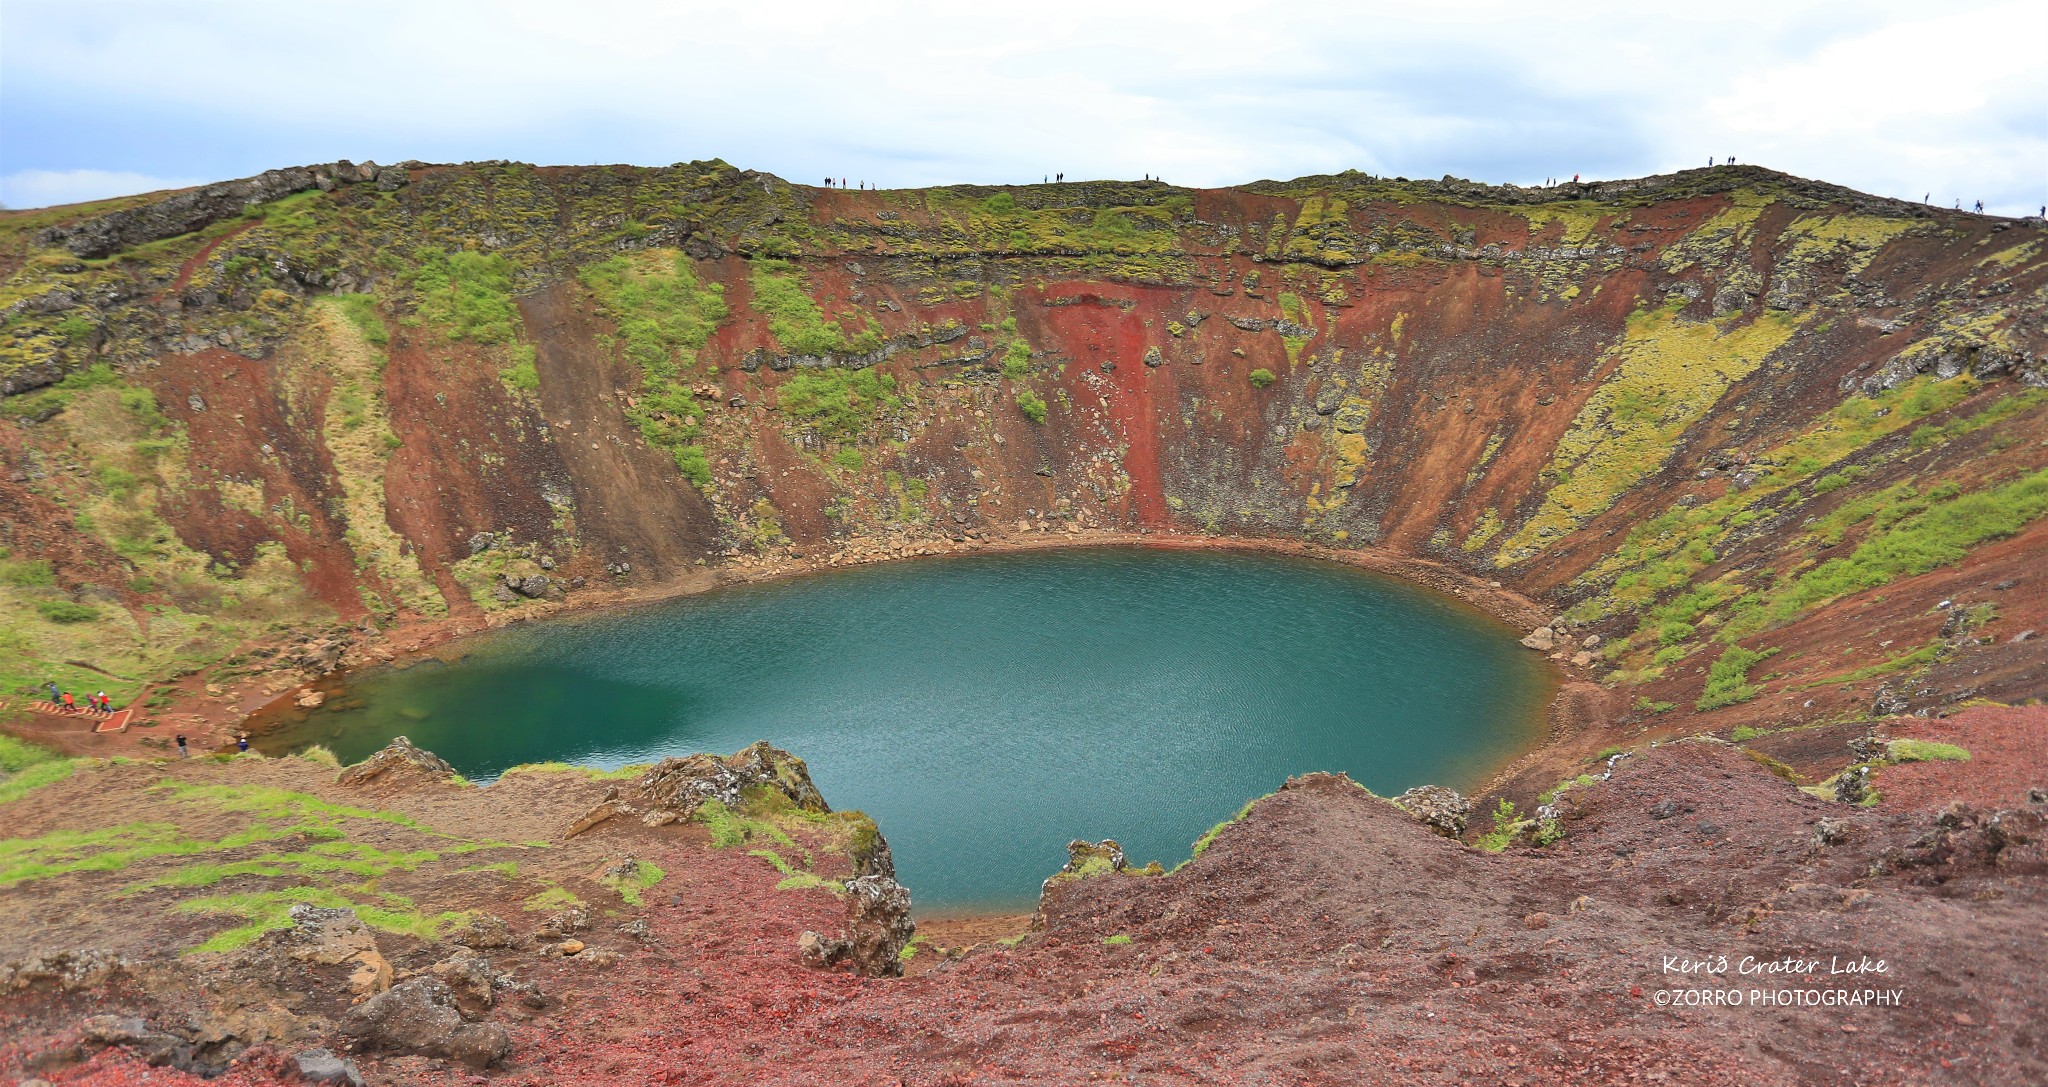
[2, 707, 2043, 1085]
[0, 159, 2044, 752]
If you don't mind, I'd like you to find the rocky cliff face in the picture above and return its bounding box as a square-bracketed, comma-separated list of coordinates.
[1, 161, 2044, 734]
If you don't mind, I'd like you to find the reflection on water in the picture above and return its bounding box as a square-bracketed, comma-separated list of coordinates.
[260, 547, 1553, 910]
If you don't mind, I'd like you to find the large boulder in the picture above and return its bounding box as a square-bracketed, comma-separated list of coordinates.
[844, 876, 916, 978]
[798, 876, 915, 978]
[278, 904, 390, 996]
[339, 977, 509, 1069]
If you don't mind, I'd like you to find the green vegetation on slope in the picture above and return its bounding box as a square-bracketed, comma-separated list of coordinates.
[0, 772, 521, 952]
[749, 259, 881, 356]
[1501, 302, 1798, 559]
[579, 250, 730, 486]
[777, 367, 901, 441]
[407, 247, 521, 344]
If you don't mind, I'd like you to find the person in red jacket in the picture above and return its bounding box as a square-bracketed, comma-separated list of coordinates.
[60, 691, 77, 713]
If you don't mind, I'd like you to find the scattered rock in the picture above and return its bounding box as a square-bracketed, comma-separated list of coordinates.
[2, 948, 127, 992]
[1813, 819, 1850, 847]
[1834, 766, 1873, 805]
[615, 918, 652, 942]
[535, 907, 589, 941]
[295, 688, 326, 709]
[503, 573, 550, 599]
[798, 930, 851, 970]
[78, 1014, 188, 1067]
[1520, 627, 1557, 651]
[339, 977, 510, 1069]
[430, 951, 499, 1007]
[1522, 912, 1552, 930]
[1395, 785, 1473, 838]
[556, 940, 586, 956]
[1570, 650, 1595, 668]
[450, 914, 514, 950]
[288, 1048, 365, 1086]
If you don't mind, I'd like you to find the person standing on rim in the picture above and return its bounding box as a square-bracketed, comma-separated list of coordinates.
[176, 734, 189, 757]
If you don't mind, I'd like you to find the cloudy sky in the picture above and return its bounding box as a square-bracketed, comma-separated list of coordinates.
[4, 0, 2043, 214]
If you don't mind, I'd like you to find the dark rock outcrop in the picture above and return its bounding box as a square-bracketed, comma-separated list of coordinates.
[338, 977, 510, 1069]
[288, 1048, 365, 1086]
[569, 741, 830, 837]
[36, 161, 405, 259]
[334, 737, 456, 788]
[1, 948, 127, 992]
[1395, 785, 1474, 838]
[798, 874, 916, 978]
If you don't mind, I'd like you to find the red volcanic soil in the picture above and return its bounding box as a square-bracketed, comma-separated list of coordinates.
[6, 705, 2044, 1086]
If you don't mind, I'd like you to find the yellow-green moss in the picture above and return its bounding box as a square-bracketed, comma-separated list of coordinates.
[1499, 305, 1798, 560]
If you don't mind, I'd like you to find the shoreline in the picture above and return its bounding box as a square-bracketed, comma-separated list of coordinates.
[12, 529, 1598, 817]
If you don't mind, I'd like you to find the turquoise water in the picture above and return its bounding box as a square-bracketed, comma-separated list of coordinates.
[265, 547, 1552, 911]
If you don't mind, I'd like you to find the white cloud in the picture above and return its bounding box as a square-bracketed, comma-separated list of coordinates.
[0, 169, 203, 210]
[1, 0, 2042, 213]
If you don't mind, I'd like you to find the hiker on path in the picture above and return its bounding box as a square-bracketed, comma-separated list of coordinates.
[237, 734, 250, 753]
[94, 691, 108, 716]
[60, 692, 76, 714]
[1573, 173, 1579, 183]
[45, 680, 60, 703]
[176, 734, 188, 757]
[1974, 200, 1983, 214]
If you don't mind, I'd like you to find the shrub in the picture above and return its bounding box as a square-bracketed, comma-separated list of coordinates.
[1697, 644, 1775, 710]
[778, 367, 900, 439]
[501, 345, 540, 392]
[1, 559, 55, 587]
[1248, 368, 1277, 389]
[1886, 739, 1970, 763]
[1002, 340, 1031, 377]
[832, 448, 864, 471]
[35, 599, 99, 624]
[1015, 389, 1048, 424]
